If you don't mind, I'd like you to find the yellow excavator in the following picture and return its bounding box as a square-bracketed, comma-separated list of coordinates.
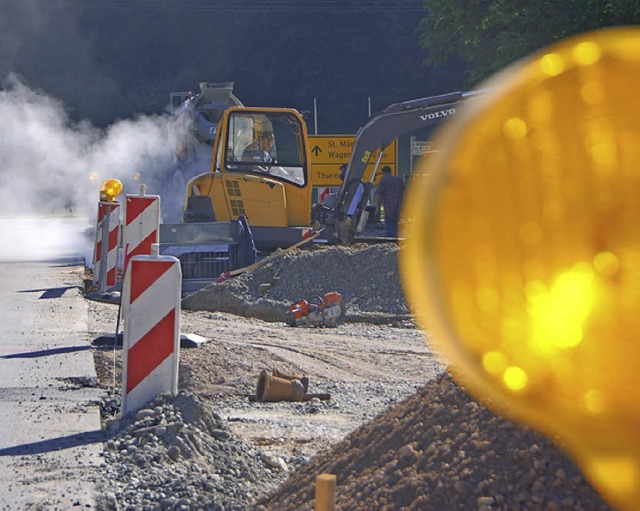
[159, 91, 483, 292]
[178, 90, 483, 252]
[181, 106, 314, 251]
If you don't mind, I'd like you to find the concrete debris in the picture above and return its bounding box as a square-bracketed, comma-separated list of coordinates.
[99, 391, 290, 510]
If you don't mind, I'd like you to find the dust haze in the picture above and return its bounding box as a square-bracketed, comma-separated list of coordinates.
[0, 75, 181, 262]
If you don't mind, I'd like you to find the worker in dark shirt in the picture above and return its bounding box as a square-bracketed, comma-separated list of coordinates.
[375, 165, 405, 237]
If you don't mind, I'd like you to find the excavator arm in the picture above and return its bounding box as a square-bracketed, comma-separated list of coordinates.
[314, 90, 484, 244]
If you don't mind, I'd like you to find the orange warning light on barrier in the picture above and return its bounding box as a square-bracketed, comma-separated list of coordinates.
[100, 178, 123, 202]
[401, 27, 640, 511]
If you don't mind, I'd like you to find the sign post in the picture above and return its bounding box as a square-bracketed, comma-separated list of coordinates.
[410, 137, 433, 172]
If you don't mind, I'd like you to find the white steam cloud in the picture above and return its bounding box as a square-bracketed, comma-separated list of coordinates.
[0, 75, 182, 262]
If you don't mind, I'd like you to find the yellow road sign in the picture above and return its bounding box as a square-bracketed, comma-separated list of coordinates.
[308, 135, 396, 165]
[308, 136, 354, 164]
[308, 135, 397, 186]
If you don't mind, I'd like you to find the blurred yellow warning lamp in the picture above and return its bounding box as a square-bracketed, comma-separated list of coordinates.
[401, 27, 640, 511]
[99, 178, 123, 202]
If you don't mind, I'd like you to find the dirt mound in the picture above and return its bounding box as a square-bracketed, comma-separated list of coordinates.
[182, 243, 409, 324]
[256, 373, 610, 511]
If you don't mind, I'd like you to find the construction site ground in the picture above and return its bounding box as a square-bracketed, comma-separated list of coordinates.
[88, 243, 612, 510]
[89, 300, 436, 461]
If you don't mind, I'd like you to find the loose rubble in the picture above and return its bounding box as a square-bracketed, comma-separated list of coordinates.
[99, 392, 290, 511]
[182, 243, 409, 324]
[91, 243, 612, 510]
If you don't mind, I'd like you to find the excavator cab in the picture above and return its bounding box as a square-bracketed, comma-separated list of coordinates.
[214, 109, 308, 187]
[183, 106, 313, 251]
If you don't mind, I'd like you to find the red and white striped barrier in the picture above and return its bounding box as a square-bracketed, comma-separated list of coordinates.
[93, 201, 121, 291]
[121, 247, 182, 415]
[123, 193, 161, 274]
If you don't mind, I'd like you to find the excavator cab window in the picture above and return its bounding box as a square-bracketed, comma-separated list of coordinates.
[225, 111, 306, 187]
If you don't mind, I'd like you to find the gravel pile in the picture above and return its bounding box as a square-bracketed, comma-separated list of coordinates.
[99, 392, 290, 511]
[94, 243, 612, 510]
[182, 243, 409, 323]
[257, 372, 611, 511]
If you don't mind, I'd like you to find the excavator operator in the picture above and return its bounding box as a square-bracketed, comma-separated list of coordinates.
[241, 129, 275, 163]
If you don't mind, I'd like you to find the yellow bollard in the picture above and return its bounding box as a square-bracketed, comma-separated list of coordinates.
[315, 473, 336, 511]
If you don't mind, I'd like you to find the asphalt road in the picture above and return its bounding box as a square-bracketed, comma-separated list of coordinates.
[0, 218, 105, 510]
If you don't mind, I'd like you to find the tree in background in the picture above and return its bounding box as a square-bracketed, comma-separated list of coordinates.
[418, 0, 640, 85]
[1, 0, 469, 131]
